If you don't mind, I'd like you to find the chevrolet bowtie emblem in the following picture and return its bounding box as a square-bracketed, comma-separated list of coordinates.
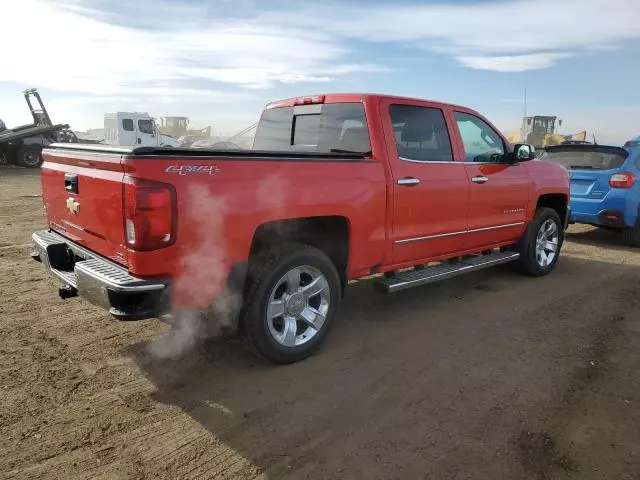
[66, 197, 80, 215]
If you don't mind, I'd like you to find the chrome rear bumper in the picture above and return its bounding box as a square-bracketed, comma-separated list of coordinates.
[32, 229, 171, 319]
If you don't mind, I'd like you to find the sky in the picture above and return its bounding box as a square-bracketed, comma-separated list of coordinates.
[1, 0, 639, 143]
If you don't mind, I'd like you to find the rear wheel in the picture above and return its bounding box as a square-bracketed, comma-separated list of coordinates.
[517, 207, 564, 276]
[242, 244, 341, 364]
[16, 145, 43, 168]
[621, 221, 640, 247]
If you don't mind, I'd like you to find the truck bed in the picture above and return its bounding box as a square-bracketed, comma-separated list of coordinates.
[44, 143, 368, 159]
[0, 123, 69, 144]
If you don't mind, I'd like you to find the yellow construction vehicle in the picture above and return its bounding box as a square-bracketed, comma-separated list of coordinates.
[158, 116, 212, 139]
[506, 115, 588, 149]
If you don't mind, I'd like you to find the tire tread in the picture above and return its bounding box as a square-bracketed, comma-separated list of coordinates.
[242, 243, 340, 364]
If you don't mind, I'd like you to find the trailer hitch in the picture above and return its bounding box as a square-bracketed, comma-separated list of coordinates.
[59, 284, 77, 299]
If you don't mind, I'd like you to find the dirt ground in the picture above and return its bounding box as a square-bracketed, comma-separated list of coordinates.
[1, 167, 639, 480]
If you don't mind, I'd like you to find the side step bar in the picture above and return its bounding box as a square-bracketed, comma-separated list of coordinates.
[375, 251, 520, 294]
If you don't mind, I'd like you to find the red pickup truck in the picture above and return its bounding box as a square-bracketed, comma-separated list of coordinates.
[32, 93, 570, 363]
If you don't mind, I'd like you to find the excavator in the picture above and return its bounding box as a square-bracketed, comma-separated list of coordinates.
[506, 115, 589, 150]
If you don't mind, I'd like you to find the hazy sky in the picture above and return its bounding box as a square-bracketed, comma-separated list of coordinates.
[1, 0, 639, 142]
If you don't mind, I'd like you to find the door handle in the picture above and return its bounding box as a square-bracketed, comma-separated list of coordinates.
[471, 176, 489, 184]
[397, 177, 420, 186]
[64, 173, 78, 194]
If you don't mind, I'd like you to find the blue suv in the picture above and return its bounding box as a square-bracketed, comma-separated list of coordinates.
[542, 139, 640, 246]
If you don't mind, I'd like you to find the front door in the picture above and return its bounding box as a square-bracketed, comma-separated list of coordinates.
[382, 100, 469, 265]
[452, 110, 529, 250]
[135, 118, 158, 146]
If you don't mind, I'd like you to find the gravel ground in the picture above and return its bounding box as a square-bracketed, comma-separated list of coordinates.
[1, 167, 639, 480]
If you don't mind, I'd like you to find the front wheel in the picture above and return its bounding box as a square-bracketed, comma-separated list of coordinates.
[517, 207, 564, 276]
[16, 145, 43, 168]
[242, 244, 341, 364]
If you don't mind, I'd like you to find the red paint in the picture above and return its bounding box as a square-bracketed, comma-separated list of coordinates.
[39, 93, 569, 309]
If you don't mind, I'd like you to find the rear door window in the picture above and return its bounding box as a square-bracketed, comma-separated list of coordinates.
[389, 104, 453, 162]
[542, 147, 628, 170]
[253, 103, 370, 154]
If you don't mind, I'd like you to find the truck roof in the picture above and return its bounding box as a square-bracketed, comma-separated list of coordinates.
[104, 112, 151, 118]
[265, 93, 469, 110]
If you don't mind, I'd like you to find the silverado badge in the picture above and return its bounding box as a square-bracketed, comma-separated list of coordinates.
[66, 197, 80, 215]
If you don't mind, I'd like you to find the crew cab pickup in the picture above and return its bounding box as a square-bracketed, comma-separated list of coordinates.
[32, 93, 570, 363]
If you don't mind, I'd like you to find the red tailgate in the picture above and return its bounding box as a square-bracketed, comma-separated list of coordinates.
[41, 147, 129, 266]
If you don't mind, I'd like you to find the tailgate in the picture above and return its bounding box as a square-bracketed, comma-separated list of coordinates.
[541, 145, 629, 199]
[41, 145, 129, 266]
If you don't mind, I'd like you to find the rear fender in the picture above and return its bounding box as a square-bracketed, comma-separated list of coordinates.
[21, 135, 50, 146]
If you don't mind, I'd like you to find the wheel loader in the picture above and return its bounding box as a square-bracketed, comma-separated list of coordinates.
[506, 115, 589, 151]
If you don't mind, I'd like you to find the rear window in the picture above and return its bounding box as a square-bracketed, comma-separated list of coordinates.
[542, 148, 627, 170]
[253, 103, 370, 154]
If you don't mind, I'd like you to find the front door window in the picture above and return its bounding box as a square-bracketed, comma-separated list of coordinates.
[455, 112, 505, 163]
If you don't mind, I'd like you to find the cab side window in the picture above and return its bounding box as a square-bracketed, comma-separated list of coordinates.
[122, 119, 134, 132]
[138, 119, 154, 135]
[455, 112, 505, 163]
[390, 104, 453, 162]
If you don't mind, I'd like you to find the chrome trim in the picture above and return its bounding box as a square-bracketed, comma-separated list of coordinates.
[376, 251, 520, 293]
[399, 157, 459, 164]
[397, 157, 511, 165]
[395, 222, 525, 244]
[397, 177, 420, 186]
[396, 230, 466, 244]
[31, 230, 168, 293]
[471, 176, 489, 184]
[468, 222, 524, 233]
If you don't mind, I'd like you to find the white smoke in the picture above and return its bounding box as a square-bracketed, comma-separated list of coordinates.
[147, 172, 289, 359]
[148, 182, 237, 359]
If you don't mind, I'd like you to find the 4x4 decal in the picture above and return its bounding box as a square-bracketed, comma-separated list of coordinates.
[165, 165, 220, 176]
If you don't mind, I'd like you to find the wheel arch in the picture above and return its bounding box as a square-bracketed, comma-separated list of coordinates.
[249, 216, 351, 288]
[535, 193, 568, 227]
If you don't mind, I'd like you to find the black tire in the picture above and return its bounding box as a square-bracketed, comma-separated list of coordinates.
[517, 207, 564, 276]
[242, 243, 341, 364]
[16, 145, 43, 168]
[621, 221, 640, 247]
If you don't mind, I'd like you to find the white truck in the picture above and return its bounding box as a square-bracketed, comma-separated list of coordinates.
[103, 112, 181, 147]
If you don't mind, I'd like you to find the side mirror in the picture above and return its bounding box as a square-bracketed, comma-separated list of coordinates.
[513, 143, 536, 162]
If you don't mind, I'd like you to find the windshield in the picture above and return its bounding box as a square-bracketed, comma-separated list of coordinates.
[253, 102, 370, 154]
[542, 148, 627, 170]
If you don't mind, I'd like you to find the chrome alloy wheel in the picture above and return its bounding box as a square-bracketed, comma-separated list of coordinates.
[266, 265, 330, 348]
[535, 218, 559, 267]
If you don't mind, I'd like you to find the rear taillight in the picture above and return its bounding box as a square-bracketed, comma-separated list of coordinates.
[609, 172, 636, 188]
[123, 177, 177, 251]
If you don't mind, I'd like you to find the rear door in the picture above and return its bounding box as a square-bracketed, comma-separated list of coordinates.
[542, 145, 629, 202]
[380, 98, 469, 265]
[451, 110, 529, 250]
[41, 147, 128, 265]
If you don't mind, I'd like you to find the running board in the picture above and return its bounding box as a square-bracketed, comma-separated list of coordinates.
[375, 251, 520, 294]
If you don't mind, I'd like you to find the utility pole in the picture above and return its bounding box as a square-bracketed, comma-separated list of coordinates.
[522, 87, 527, 143]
